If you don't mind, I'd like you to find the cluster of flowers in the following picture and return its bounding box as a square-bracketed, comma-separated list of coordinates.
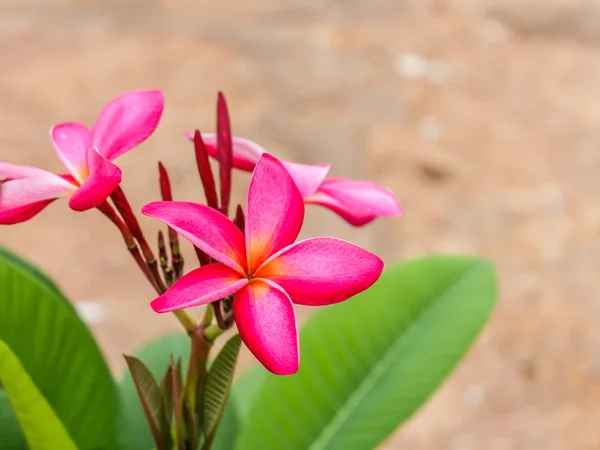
[0, 91, 401, 374]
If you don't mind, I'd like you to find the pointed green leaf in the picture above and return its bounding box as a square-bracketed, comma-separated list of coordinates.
[0, 247, 118, 449]
[170, 358, 186, 450]
[119, 334, 190, 450]
[160, 365, 174, 427]
[211, 396, 241, 450]
[202, 334, 242, 448]
[124, 355, 171, 450]
[234, 255, 497, 450]
[0, 340, 77, 449]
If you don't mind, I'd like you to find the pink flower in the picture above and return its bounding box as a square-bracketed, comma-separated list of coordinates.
[186, 132, 401, 226]
[0, 90, 164, 224]
[143, 154, 383, 375]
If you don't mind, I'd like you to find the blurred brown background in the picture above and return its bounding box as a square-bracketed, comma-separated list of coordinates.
[1, 0, 600, 448]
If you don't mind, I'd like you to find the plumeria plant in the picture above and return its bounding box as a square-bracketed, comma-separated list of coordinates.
[0, 90, 497, 450]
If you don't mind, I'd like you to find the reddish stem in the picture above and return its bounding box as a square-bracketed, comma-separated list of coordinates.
[110, 187, 168, 294]
[158, 230, 174, 286]
[158, 162, 185, 279]
[97, 201, 160, 292]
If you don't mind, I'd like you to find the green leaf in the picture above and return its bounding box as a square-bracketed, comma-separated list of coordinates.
[0, 389, 25, 448]
[169, 359, 186, 450]
[0, 247, 118, 449]
[234, 255, 497, 450]
[202, 334, 242, 448]
[230, 365, 268, 423]
[0, 340, 77, 449]
[119, 333, 190, 450]
[124, 356, 172, 450]
[211, 396, 241, 450]
[160, 365, 174, 428]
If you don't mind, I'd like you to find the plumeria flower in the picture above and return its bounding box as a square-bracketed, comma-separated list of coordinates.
[143, 154, 383, 375]
[186, 132, 401, 226]
[0, 90, 164, 224]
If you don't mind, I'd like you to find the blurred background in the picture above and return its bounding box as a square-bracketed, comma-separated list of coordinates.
[1, 0, 600, 448]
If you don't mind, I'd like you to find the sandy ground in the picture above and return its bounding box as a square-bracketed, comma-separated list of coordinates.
[2, 1, 600, 448]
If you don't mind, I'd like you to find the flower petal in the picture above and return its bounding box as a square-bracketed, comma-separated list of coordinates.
[306, 178, 402, 226]
[0, 199, 57, 225]
[256, 237, 383, 306]
[142, 201, 247, 274]
[282, 161, 330, 197]
[68, 148, 122, 211]
[92, 90, 164, 161]
[0, 162, 55, 180]
[0, 173, 76, 224]
[50, 122, 92, 183]
[233, 280, 299, 375]
[187, 133, 265, 172]
[216, 93, 233, 216]
[246, 154, 304, 271]
[151, 263, 247, 312]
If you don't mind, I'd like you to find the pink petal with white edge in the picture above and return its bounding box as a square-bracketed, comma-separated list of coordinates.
[68, 148, 122, 211]
[185, 133, 330, 195]
[246, 154, 304, 271]
[233, 279, 299, 375]
[187, 133, 265, 172]
[142, 201, 247, 274]
[256, 237, 383, 306]
[0, 173, 76, 224]
[0, 163, 54, 180]
[151, 263, 247, 312]
[92, 90, 164, 161]
[307, 178, 402, 226]
[282, 161, 330, 197]
[50, 122, 92, 183]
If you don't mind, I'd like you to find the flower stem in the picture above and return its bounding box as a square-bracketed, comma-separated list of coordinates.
[203, 324, 226, 342]
[212, 301, 226, 329]
[184, 327, 212, 415]
[157, 231, 174, 286]
[98, 195, 197, 334]
[201, 304, 214, 328]
[97, 202, 159, 291]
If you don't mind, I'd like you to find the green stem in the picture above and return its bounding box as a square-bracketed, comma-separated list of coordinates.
[174, 311, 198, 335]
[201, 304, 214, 328]
[203, 324, 226, 343]
[184, 327, 212, 415]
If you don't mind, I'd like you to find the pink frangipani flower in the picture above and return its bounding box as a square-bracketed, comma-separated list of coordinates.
[143, 154, 383, 375]
[0, 90, 164, 224]
[186, 132, 401, 226]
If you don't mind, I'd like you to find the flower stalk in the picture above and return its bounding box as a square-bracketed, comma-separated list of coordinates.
[101, 188, 197, 334]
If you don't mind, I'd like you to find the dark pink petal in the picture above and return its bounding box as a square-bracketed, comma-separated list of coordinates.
[256, 237, 383, 306]
[68, 148, 122, 211]
[0, 173, 76, 224]
[186, 132, 265, 172]
[92, 90, 164, 161]
[142, 201, 247, 274]
[233, 279, 299, 375]
[306, 178, 402, 226]
[216, 93, 233, 216]
[281, 161, 330, 197]
[193, 130, 219, 209]
[49, 122, 92, 183]
[245, 154, 304, 271]
[0, 199, 57, 225]
[150, 263, 247, 312]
